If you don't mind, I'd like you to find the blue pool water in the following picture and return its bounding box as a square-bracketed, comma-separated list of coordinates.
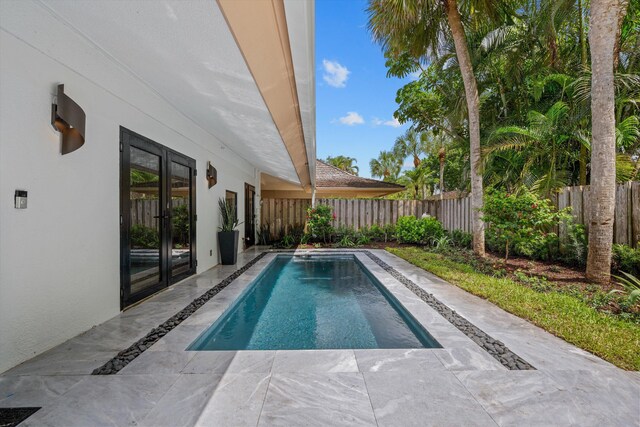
[188, 255, 441, 350]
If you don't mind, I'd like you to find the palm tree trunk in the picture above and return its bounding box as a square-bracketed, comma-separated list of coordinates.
[578, 0, 588, 186]
[445, 0, 485, 255]
[586, 0, 627, 283]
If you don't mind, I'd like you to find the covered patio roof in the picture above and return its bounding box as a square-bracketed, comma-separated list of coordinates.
[29, 0, 315, 187]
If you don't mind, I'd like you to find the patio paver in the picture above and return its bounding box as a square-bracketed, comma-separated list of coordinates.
[1, 248, 638, 426]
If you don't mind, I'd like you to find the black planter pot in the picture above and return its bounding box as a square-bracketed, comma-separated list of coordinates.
[218, 230, 239, 265]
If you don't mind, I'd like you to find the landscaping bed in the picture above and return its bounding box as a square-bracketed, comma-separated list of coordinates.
[388, 246, 640, 371]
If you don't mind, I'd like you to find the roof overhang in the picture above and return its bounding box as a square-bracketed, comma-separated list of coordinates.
[218, 0, 314, 189]
[16, 0, 315, 186]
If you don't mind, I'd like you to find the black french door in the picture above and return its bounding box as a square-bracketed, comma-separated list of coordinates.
[245, 184, 256, 247]
[120, 127, 196, 308]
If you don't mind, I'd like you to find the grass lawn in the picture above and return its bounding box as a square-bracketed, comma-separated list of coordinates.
[388, 246, 640, 371]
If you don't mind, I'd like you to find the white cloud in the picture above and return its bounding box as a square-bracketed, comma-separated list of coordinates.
[371, 117, 401, 128]
[383, 117, 402, 128]
[338, 111, 364, 125]
[322, 59, 350, 88]
[409, 70, 422, 80]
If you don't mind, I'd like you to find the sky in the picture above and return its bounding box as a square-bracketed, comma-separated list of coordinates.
[315, 0, 414, 178]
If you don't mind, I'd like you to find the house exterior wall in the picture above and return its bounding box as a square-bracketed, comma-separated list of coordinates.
[0, 6, 259, 373]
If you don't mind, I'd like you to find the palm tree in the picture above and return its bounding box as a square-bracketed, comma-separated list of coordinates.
[485, 101, 581, 195]
[368, 0, 508, 256]
[393, 128, 424, 168]
[586, 0, 629, 284]
[370, 151, 402, 181]
[325, 155, 359, 175]
[420, 130, 451, 196]
[397, 166, 433, 200]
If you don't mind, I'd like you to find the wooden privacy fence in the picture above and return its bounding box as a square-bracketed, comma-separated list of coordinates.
[554, 181, 639, 247]
[260, 196, 471, 236]
[130, 198, 186, 229]
[261, 181, 639, 247]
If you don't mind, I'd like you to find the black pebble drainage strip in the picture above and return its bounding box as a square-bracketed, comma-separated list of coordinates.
[0, 408, 41, 427]
[360, 250, 535, 370]
[92, 252, 268, 375]
[93, 249, 534, 374]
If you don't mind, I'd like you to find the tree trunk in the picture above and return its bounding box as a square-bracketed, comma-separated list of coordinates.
[586, 0, 626, 283]
[445, 0, 485, 255]
[439, 148, 446, 199]
[612, 1, 630, 69]
[578, 0, 588, 186]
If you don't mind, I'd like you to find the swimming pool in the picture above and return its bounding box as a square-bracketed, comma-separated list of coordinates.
[188, 254, 441, 350]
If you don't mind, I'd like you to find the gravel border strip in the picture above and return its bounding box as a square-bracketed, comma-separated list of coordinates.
[93, 249, 533, 374]
[360, 250, 535, 370]
[92, 252, 268, 375]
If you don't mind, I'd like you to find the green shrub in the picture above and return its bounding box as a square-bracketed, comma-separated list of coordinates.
[448, 230, 472, 249]
[612, 244, 640, 276]
[172, 204, 190, 246]
[396, 216, 422, 244]
[257, 224, 271, 245]
[367, 225, 385, 241]
[131, 224, 160, 249]
[482, 188, 570, 260]
[300, 233, 311, 244]
[383, 223, 396, 242]
[396, 215, 444, 245]
[333, 225, 356, 242]
[559, 218, 588, 266]
[306, 204, 334, 243]
[337, 234, 356, 247]
[356, 232, 371, 246]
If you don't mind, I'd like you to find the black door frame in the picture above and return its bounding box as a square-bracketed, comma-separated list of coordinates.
[119, 127, 197, 309]
[244, 183, 256, 247]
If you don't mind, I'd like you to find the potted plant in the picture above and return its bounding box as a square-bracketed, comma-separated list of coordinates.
[217, 197, 241, 265]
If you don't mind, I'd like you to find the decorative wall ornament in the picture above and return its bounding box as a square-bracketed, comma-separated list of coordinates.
[51, 84, 85, 155]
[206, 161, 217, 188]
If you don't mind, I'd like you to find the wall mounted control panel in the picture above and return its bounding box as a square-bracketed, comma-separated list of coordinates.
[14, 190, 27, 209]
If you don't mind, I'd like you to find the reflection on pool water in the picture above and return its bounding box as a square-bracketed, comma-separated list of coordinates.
[188, 255, 441, 350]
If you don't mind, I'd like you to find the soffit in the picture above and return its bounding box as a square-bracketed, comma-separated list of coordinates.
[38, 0, 304, 184]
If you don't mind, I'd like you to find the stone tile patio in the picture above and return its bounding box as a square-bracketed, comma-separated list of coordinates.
[1, 248, 638, 426]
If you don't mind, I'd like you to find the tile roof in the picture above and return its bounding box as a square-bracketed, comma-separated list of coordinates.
[316, 160, 405, 189]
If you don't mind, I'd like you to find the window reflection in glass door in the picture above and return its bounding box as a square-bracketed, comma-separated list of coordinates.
[170, 161, 192, 277]
[129, 146, 162, 295]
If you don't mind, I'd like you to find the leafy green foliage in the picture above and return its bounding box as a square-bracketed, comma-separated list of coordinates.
[367, 0, 640, 194]
[610, 272, 640, 306]
[306, 205, 334, 243]
[131, 224, 159, 249]
[482, 189, 570, 260]
[172, 204, 189, 248]
[448, 229, 473, 249]
[612, 244, 640, 277]
[395, 215, 445, 244]
[337, 234, 356, 248]
[559, 218, 588, 267]
[325, 155, 359, 175]
[218, 198, 240, 232]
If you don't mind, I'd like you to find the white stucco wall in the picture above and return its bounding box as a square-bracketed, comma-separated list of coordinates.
[0, 4, 260, 373]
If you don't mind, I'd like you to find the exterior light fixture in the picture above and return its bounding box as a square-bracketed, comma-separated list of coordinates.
[51, 84, 85, 155]
[206, 161, 217, 188]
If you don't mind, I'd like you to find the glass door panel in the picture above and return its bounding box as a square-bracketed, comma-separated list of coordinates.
[170, 161, 192, 277]
[120, 127, 196, 309]
[245, 184, 255, 247]
[129, 146, 162, 295]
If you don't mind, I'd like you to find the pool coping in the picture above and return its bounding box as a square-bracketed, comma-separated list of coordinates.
[93, 249, 534, 375]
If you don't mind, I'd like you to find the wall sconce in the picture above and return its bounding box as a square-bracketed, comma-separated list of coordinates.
[51, 84, 85, 155]
[206, 161, 217, 188]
